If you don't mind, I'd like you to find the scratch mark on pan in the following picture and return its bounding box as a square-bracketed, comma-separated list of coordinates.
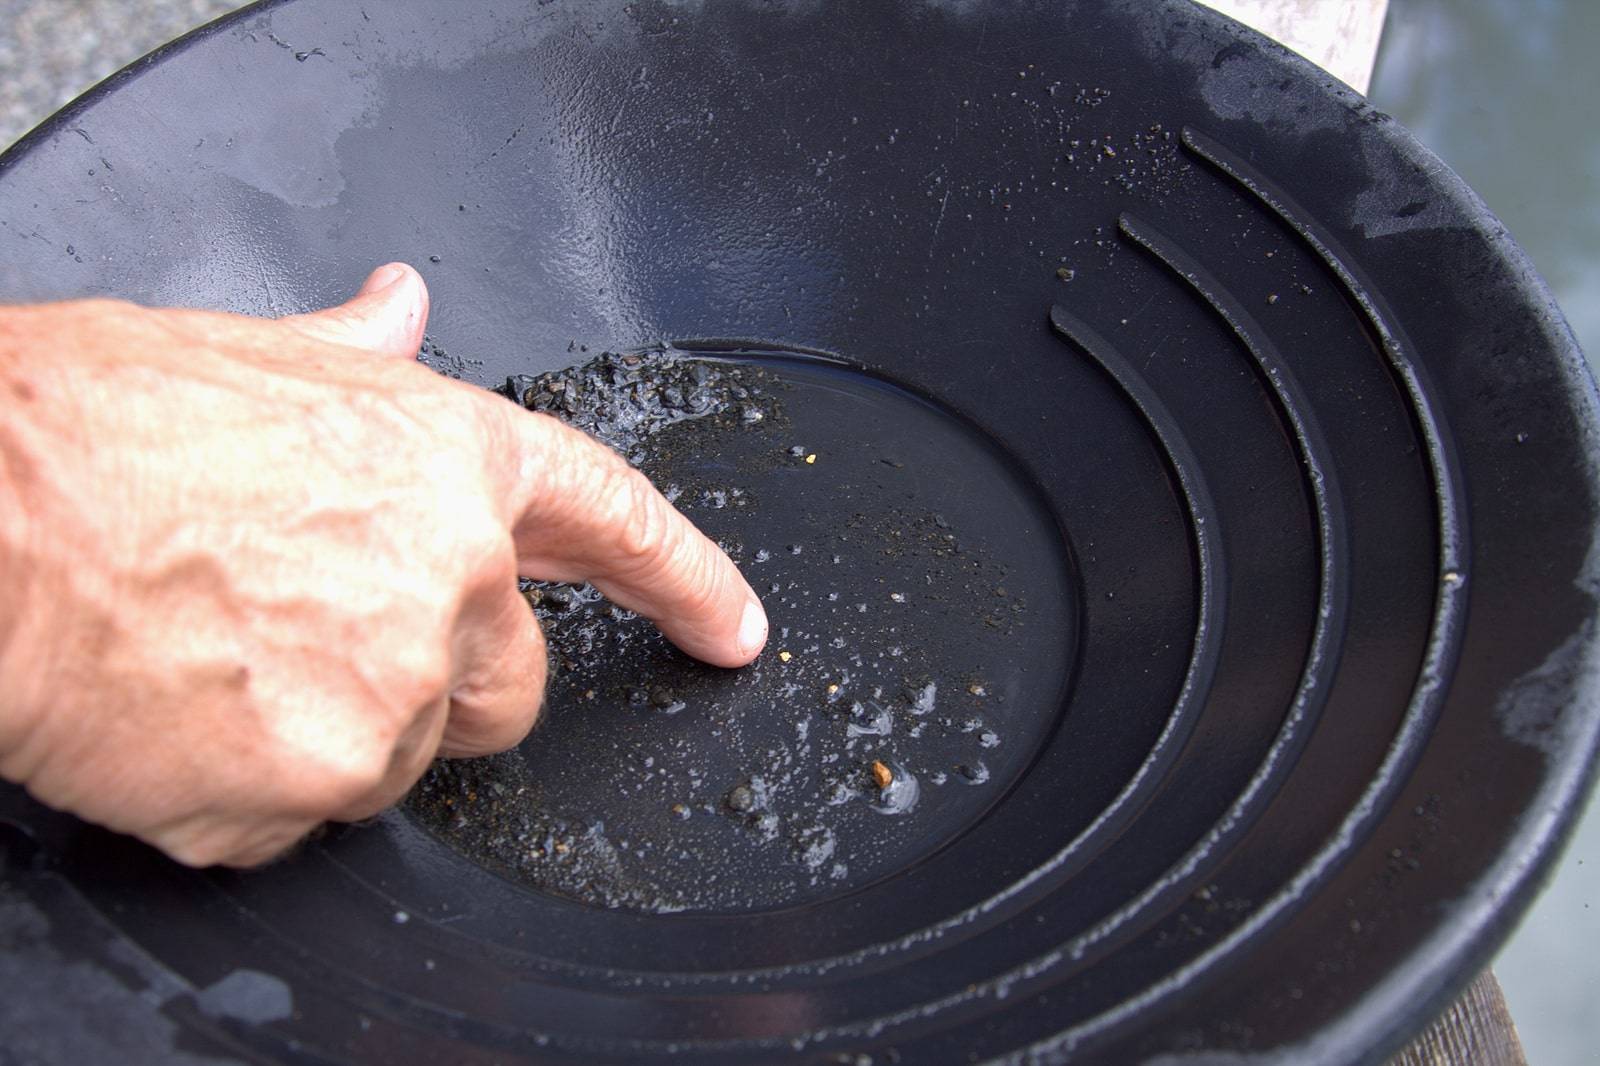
[932, 187, 952, 254]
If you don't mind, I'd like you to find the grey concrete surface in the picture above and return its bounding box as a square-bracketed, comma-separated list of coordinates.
[0, 0, 241, 152]
[0, 1, 1594, 1063]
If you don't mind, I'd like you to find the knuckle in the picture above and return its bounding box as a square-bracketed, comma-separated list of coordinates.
[466, 529, 518, 589]
[160, 832, 232, 869]
[220, 824, 309, 869]
[605, 467, 679, 570]
[478, 397, 522, 459]
[439, 620, 547, 758]
[277, 703, 419, 815]
[679, 559, 731, 617]
[402, 651, 455, 710]
[300, 651, 453, 811]
[304, 741, 392, 812]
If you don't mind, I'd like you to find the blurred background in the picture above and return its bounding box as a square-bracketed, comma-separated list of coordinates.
[1369, 6, 1599, 1060]
[1, 0, 1595, 1061]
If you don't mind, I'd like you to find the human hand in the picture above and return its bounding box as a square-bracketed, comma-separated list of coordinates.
[0, 264, 767, 867]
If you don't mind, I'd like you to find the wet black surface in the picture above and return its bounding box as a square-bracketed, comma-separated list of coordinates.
[407, 348, 1075, 912]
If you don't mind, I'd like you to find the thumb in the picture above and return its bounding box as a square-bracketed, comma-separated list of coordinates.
[282, 262, 429, 357]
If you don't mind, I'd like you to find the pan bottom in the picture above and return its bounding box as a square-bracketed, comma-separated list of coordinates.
[405, 347, 1078, 914]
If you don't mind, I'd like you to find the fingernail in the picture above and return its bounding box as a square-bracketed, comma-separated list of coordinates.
[357, 262, 409, 297]
[738, 599, 768, 660]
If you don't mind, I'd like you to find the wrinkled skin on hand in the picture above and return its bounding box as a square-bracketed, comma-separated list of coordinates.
[0, 264, 766, 867]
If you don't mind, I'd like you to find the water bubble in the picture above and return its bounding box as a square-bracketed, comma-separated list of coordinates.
[955, 761, 990, 785]
[846, 703, 894, 738]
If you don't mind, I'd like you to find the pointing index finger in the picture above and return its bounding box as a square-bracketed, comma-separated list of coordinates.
[487, 401, 768, 668]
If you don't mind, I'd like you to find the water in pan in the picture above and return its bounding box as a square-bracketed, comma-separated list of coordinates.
[406, 346, 1077, 914]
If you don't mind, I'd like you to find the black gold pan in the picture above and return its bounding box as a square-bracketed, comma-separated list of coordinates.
[1, 1, 1597, 1062]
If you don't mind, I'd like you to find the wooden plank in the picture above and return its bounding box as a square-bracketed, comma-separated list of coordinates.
[1193, 0, 1389, 93]
[1388, 970, 1529, 1066]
